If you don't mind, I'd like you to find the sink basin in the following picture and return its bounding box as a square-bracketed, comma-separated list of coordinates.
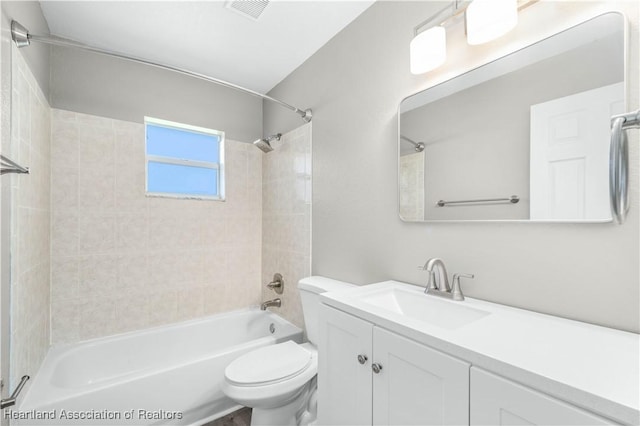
[360, 285, 490, 330]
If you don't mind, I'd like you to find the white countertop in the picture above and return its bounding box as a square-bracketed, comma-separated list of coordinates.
[320, 281, 640, 425]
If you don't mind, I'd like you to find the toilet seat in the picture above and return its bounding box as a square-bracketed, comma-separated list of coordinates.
[226, 341, 313, 386]
[222, 341, 318, 410]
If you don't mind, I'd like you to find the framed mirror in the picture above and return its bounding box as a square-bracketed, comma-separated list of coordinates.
[398, 12, 625, 222]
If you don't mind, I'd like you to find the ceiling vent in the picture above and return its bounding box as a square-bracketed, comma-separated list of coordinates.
[225, 0, 270, 21]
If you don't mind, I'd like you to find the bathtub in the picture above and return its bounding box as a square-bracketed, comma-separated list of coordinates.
[16, 309, 302, 425]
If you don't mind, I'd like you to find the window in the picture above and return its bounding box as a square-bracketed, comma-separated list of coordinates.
[145, 117, 225, 200]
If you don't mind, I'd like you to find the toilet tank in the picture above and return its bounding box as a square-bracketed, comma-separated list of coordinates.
[298, 276, 356, 345]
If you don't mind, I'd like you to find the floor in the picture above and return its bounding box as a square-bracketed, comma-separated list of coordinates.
[206, 407, 252, 426]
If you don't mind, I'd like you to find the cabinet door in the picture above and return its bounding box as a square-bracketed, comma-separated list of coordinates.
[372, 328, 470, 425]
[471, 367, 615, 425]
[318, 305, 373, 425]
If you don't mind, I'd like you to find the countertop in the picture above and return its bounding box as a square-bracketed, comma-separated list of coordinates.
[320, 280, 640, 425]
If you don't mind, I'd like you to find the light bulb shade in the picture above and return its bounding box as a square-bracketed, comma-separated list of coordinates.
[466, 0, 518, 45]
[410, 26, 447, 74]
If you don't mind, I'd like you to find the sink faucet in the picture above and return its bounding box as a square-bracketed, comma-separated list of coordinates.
[421, 258, 451, 292]
[260, 298, 281, 310]
[419, 258, 474, 301]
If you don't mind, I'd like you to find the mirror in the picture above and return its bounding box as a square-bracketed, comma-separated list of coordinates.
[399, 12, 625, 222]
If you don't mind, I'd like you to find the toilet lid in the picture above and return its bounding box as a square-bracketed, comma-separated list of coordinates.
[225, 341, 312, 386]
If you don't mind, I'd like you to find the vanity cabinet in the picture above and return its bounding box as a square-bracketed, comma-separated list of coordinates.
[319, 280, 637, 425]
[317, 304, 373, 425]
[318, 305, 470, 425]
[318, 303, 623, 426]
[470, 368, 614, 425]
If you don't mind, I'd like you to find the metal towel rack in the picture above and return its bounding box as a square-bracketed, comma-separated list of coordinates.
[0, 375, 29, 408]
[610, 109, 639, 224]
[0, 155, 29, 175]
[437, 195, 519, 207]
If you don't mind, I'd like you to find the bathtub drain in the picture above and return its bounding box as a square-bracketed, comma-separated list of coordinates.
[269, 323, 276, 334]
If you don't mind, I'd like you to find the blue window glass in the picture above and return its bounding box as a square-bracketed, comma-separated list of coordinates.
[146, 125, 220, 163]
[147, 162, 218, 196]
[145, 118, 224, 199]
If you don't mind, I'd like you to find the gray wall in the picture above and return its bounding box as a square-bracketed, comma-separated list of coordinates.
[1, 1, 50, 98]
[51, 46, 262, 142]
[2, 0, 262, 142]
[265, 1, 640, 332]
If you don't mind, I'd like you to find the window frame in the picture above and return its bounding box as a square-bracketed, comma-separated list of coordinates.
[144, 116, 225, 201]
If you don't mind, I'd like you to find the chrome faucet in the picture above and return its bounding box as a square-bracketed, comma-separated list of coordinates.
[260, 298, 281, 311]
[419, 258, 474, 301]
[422, 258, 451, 292]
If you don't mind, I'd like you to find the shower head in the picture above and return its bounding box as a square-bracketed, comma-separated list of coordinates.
[254, 139, 274, 153]
[253, 133, 282, 153]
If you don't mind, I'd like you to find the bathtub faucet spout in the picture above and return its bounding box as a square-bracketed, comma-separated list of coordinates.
[260, 298, 281, 310]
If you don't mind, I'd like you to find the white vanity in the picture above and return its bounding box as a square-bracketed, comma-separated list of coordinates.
[317, 281, 639, 425]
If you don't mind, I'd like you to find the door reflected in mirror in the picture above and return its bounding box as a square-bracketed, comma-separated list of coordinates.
[399, 12, 625, 222]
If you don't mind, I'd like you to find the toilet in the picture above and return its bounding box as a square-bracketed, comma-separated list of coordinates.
[222, 276, 355, 425]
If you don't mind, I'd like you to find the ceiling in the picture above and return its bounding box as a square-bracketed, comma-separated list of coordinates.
[39, 1, 375, 94]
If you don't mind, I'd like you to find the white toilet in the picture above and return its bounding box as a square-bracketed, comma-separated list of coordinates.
[222, 276, 355, 425]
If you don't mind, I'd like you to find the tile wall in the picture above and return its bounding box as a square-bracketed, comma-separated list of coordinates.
[261, 124, 312, 328]
[399, 152, 425, 221]
[9, 46, 51, 384]
[50, 110, 263, 343]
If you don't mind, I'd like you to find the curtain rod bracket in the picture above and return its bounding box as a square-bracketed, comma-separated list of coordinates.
[301, 109, 313, 123]
[11, 20, 30, 48]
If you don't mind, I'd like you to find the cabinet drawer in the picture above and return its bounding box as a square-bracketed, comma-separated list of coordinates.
[471, 367, 616, 425]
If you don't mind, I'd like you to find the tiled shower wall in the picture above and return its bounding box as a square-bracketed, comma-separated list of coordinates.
[399, 152, 424, 221]
[261, 124, 311, 328]
[50, 110, 263, 343]
[9, 47, 51, 384]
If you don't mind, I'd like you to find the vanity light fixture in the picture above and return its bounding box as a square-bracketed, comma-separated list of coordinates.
[466, 0, 518, 45]
[409, 0, 536, 75]
[410, 1, 467, 75]
[410, 26, 447, 74]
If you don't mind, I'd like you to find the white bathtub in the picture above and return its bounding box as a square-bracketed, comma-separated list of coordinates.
[16, 309, 302, 425]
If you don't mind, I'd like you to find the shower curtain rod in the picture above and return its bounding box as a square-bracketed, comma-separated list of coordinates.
[10, 21, 312, 123]
[400, 135, 425, 152]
